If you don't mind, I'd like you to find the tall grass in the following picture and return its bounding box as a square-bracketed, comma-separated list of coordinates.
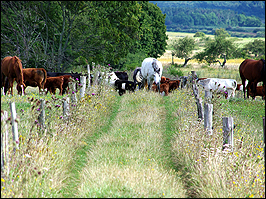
[1, 84, 118, 197]
[166, 89, 265, 198]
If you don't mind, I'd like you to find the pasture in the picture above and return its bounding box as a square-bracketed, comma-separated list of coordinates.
[1, 63, 265, 198]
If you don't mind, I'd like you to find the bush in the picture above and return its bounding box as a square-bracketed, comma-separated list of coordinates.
[167, 65, 184, 77]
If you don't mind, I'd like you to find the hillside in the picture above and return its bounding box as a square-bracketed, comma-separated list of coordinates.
[150, 1, 265, 37]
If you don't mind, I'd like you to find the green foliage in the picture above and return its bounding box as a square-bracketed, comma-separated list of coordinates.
[136, 1, 168, 58]
[214, 28, 230, 38]
[152, 1, 264, 27]
[116, 50, 147, 71]
[243, 39, 265, 57]
[167, 65, 184, 77]
[1, 1, 168, 72]
[194, 36, 236, 64]
[172, 36, 195, 59]
[194, 32, 205, 37]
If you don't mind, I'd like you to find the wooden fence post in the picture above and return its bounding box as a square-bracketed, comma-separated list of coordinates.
[10, 102, 19, 153]
[69, 82, 77, 103]
[93, 71, 100, 86]
[204, 103, 213, 135]
[1, 111, 9, 175]
[222, 117, 234, 151]
[63, 97, 70, 120]
[191, 71, 204, 120]
[38, 99, 45, 129]
[80, 76, 86, 98]
[87, 64, 91, 88]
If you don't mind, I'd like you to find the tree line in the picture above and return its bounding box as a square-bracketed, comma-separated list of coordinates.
[1, 1, 168, 72]
[161, 7, 263, 28]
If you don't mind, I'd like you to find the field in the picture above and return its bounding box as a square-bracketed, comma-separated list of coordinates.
[162, 31, 265, 70]
[1, 63, 265, 198]
[1, 32, 265, 198]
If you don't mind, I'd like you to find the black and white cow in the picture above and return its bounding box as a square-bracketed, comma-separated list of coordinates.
[114, 80, 136, 96]
[133, 67, 143, 89]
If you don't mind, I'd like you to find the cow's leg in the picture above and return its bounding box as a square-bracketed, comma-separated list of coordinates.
[241, 78, 246, 99]
[246, 81, 251, 99]
[251, 81, 258, 100]
[8, 78, 14, 95]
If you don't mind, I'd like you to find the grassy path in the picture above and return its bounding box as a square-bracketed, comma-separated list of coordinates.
[65, 90, 187, 197]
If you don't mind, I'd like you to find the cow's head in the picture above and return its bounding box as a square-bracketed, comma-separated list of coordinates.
[153, 72, 161, 91]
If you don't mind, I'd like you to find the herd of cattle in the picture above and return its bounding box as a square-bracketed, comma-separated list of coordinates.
[1, 56, 265, 100]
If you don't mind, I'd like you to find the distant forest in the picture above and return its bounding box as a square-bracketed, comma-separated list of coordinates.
[150, 1, 265, 37]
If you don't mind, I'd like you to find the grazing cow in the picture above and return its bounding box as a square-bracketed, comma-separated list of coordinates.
[197, 78, 237, 99]
[114, 71, 128, 81]
[133, 67, 143, 89]
[152, 79, 180, 96]
[160, 76, 170, 84]
[248, 83, 265, 100]
[16, 68, 47, 95]
[141, 58, 163, 91]
[1, 56, 26, 95]
[114, 80, 136, 96]
[44, 76, 64, 95]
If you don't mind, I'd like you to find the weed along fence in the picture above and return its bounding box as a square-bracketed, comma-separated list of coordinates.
[1, 76, 88, 176]
[189, 71, 265, 152]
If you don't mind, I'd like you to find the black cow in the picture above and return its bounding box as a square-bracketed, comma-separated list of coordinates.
[114, 71, 128, 81]
[114, 80, 136, 96]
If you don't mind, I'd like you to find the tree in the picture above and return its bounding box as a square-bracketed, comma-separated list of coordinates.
[194, 36, 236, 66]
[137, 1, 168, 58]
[243, 39, 265, 58]
[194, 32, 205, 37]
[214, 28, 230, 38]
[71, 1, 141, 68]
[171, 36, 195, 67]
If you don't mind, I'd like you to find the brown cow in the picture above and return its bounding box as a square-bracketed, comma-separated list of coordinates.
[44, 76, 64, 95]
[61, 75, 73, 95]
[17, 68, 47, 95]
[1, 56, 26, 95]
[248, 83, 265, 100]
[153, 79, 180, 96]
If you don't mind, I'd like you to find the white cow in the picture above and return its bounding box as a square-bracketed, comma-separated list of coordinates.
[141, 58, 163, 91]
[197, 78, 237, 99]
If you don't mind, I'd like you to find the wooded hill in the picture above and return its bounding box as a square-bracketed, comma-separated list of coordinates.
[150, 1, 265, 37]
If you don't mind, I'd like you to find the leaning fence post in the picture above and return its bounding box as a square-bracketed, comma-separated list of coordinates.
[63, 97, 70, 120]
[10, 102, 19, 153]
[204, 103, 213, 135]
[80, 76, 86, 99]
[38, 99, 46, 130]
[1, 111, 9, 175]
[191, 71, 204, 120]
[222, 117, 234, 151]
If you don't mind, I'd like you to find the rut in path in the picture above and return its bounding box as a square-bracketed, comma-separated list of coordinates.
[62, 91, 189, 198]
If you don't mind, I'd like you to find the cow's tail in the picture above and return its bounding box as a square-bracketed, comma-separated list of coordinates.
[42, 68, 47, 89]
